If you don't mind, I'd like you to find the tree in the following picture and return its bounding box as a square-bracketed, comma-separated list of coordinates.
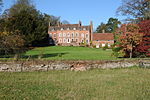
[114, 24, 143, 58]
[0, 30, 25, 55]
[136, 20, 150, 57]
[0, 0, 3, 14]
[106, 18, 121, 42]
[96, 22, 108, 33]
[8, 0, 34, 17]
[106, 18, 121, 33]
[0, 0, 59, 46]
[96, 18, 121, 33]
[62, 20, 70, 24]
[117, 0, 150, 20]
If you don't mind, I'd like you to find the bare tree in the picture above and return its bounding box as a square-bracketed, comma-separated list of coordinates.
[117, 0, 150, 20]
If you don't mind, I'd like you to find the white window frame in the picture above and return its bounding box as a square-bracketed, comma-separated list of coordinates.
[67, 38, 70, 43]
[63, 38, 66, 43]
[49, 33, 52, 37]
[81, 33, 84, 38]
[63, 33, 66, 37]
[54, 33, 56, 37]
[61, 28, 63, 30]
[86, 34, 88, 38]
[67, 33, 70, 37]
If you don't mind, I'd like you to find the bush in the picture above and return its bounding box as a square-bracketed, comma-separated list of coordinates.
[102, 44, 109, 50]
[0, 31, 25, 55]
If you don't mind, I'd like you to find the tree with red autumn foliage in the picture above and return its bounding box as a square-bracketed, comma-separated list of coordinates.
[113, 24, 143, 58]
[136, 20, 150, 57]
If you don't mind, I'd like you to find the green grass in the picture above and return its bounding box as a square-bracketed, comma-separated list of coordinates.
[24, 46, 117, 60]
[0, 67, 150, 100]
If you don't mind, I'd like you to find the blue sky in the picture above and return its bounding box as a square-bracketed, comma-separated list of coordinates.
[2, 0, 126, 29]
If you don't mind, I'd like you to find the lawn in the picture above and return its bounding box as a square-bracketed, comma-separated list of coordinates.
[24, 46, 117, 60]
[0, 67, 150, 100]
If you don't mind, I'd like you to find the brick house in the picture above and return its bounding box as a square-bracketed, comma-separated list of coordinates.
[48, 21, 114, 47]
[48, 21, 93, 46]
[92, 33, 114, 48]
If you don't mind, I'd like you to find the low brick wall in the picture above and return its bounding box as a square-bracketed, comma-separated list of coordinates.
[0, 59, 149, 72]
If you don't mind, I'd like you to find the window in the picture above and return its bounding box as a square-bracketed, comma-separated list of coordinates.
[81, 33, 84, 38]
[49, 33, 52, 37]
[67, 27, 70, 30]
[63, 33, 66, 37]
[76, 39, 78, 42]
[61, 28, 63, 30]
[59, 33, 62, 37]
[86, 34, 88, 38]
[86, 40, 88, 43]
[72, 39, 74, 42]
[54, 33, 56, 37]
[75, 32, 78, 37]
[102, 43, 105, 47]
[108, 43, 111, 47]
[67, 39, 70, 43]
[63, 38, 66, 43]
[59, 39, 62, 43]
[67, 33, 70, 37]
[72, 33, 74, 37]
[73, 28, 76, 30]
[83, 28, 86, 30]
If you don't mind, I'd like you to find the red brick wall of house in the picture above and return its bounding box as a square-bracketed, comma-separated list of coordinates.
[48, 22, 92, 46]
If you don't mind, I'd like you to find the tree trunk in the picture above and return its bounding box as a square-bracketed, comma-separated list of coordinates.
[130, 44, 133, 58]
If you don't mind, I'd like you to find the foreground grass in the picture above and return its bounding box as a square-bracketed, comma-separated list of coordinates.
[0, 67, 150, 100]
[24, 46, 117, 60]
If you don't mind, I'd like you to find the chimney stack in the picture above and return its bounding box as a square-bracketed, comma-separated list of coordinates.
[90, 21, 93, 42]
[78, 20, 82, 26]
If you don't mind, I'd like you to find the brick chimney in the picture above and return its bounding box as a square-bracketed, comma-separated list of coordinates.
[90, 21, 93, 42]
[78, 20, 82, 26]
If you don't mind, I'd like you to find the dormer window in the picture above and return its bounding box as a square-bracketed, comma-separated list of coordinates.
[73, 28, 76, 30]
[67, 27, 70, 30]
[52, 28, 55, 31]
[61, 28, 63, 30]
[83, 28, 86, 30]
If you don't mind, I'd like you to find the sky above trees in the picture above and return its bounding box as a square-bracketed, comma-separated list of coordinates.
[2, 0, 126, 29]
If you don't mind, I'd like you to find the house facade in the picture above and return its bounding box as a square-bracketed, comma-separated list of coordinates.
[48, 21, 114, 47]
[92, 33, 114, 48]
[48, 21, 93, 46]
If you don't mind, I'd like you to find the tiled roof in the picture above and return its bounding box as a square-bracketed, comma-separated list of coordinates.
[49, 24, 90, 31]
[93, 33, 114, 40]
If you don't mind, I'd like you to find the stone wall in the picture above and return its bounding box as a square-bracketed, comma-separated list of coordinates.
[0, 59, 149, 72]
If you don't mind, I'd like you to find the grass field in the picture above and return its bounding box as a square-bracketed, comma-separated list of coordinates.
[0, 67, 150, 100]
[24, 46, 117, 60]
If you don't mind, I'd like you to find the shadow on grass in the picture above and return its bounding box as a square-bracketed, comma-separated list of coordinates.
[0, 52, 68, 59]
